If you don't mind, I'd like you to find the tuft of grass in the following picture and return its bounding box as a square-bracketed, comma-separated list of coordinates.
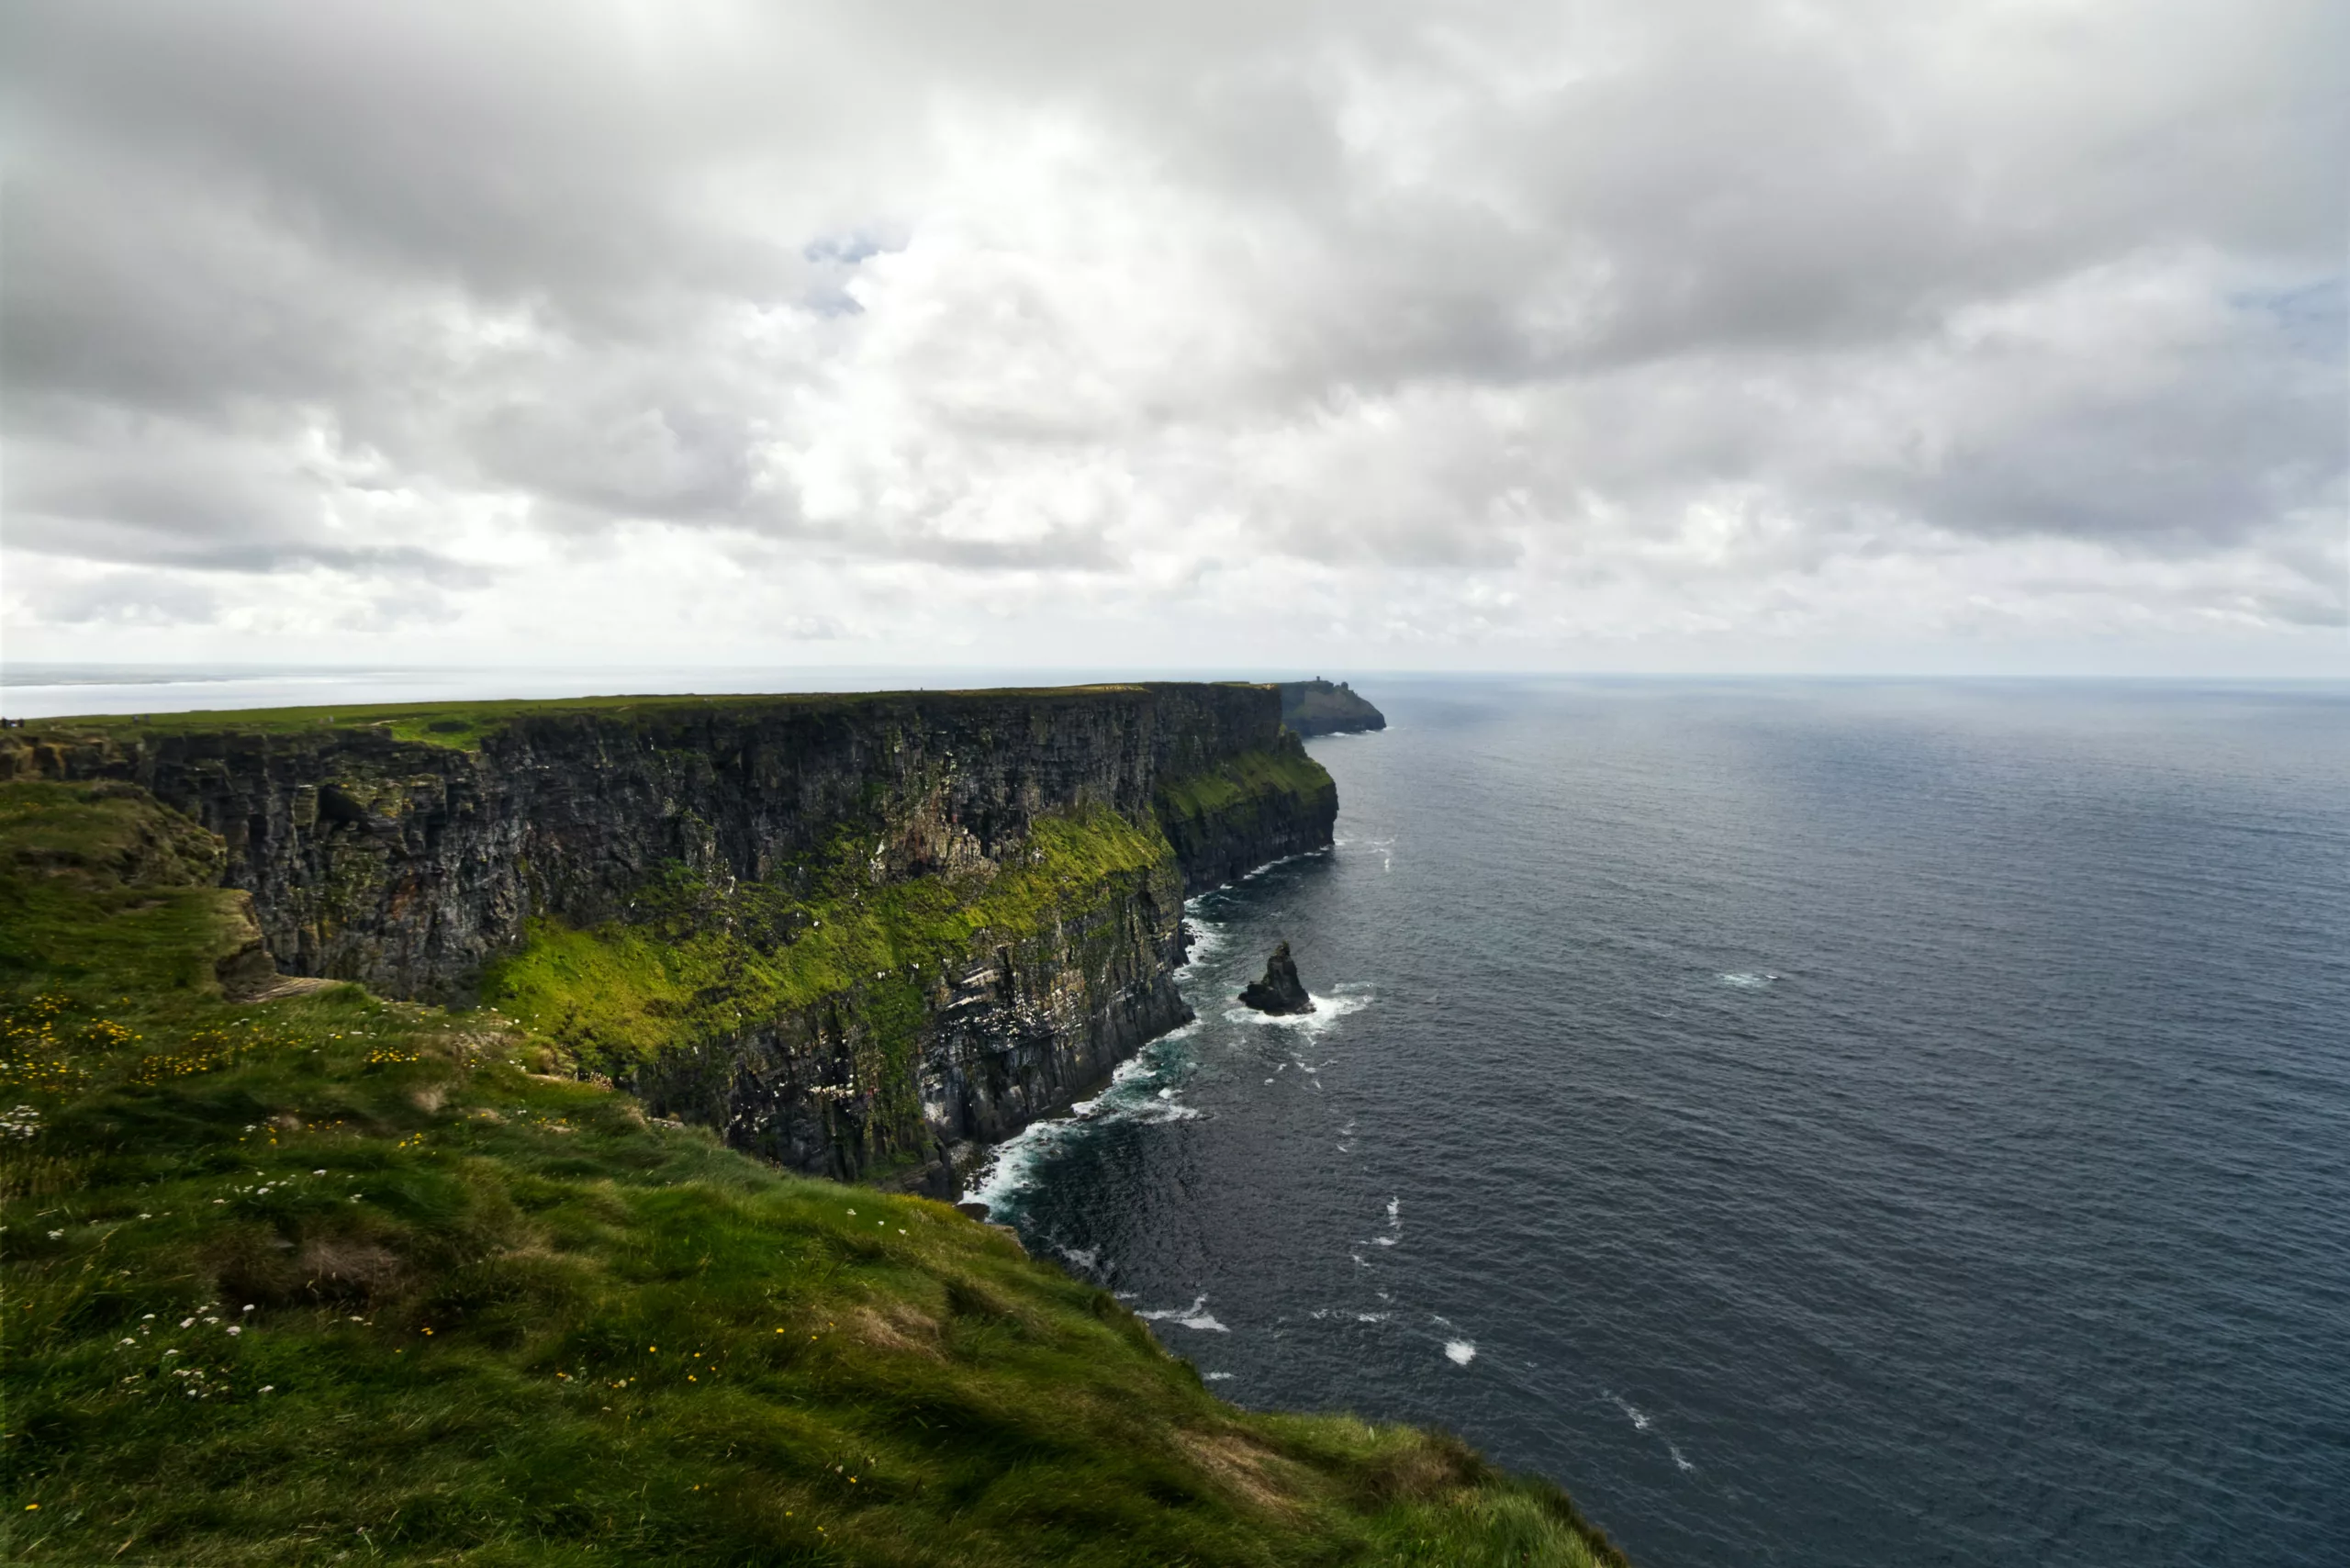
[0, 780, 1628, 1566]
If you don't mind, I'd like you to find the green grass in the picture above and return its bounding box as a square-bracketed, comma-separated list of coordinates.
[1155, 744, 1334, 824]
[11, 685, 1263, 754]
[478, 808, 1184, 1163]
[0, 781, 1628, 1566]
[482, 808, 1174, 1071]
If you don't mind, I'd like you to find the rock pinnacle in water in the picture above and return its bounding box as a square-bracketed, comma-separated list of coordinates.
[1239, 941, 1315, 1014]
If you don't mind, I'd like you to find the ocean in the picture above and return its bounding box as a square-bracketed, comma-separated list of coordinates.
[971, 678, 2350, 1567]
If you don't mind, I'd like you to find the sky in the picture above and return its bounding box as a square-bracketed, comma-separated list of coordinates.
[3, 0, 2344, 678]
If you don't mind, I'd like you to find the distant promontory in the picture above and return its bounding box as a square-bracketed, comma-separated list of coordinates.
[1278, 678, 1387, 737]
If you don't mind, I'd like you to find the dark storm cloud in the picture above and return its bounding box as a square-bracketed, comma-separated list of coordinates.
[1, 0, 2341, 650]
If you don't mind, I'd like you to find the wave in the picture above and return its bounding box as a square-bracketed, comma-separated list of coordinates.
[1223, 985, 1374, 1036]
[1175, 916, 1231, 979]
[968, 1040, 1198, 1210]
[1136, 1294, 1230, 1333]
[1599, 1389, 1695, 1471]
[1444, 1339, 1477, 1366]
[1718, 970, 1781, 989]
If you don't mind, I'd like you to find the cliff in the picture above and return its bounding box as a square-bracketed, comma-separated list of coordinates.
[1278, 678, 1388, 736]
[0, 776, 1628, 1567]
[0, 684, 1336, 1191]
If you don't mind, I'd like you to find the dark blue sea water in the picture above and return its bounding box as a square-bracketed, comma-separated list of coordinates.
[973, 679, 2350, 1568]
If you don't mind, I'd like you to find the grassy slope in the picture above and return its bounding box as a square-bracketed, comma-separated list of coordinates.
[0, 781, 1627, 1567]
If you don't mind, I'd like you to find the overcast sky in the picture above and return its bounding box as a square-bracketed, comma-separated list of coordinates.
[4, 0, 2344, 677]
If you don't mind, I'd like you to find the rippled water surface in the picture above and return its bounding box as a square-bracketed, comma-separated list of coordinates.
[975, 679, 2350, 1567]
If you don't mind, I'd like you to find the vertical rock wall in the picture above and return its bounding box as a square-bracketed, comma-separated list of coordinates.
[1, 684, 1338, 1186]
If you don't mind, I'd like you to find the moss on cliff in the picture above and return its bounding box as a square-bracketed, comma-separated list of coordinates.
[1156, 742, 1332, 823]
[477, 804, 1173, 1073]
[0, 778, 1627, 1567]
[1154, 739, 1339, 894]
[4, 689, 1339, 1185]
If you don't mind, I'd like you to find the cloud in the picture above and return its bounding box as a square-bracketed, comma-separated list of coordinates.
[2, 0, 2342, 669]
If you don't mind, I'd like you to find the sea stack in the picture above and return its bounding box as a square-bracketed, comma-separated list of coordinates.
[1239, 941, 1315, 1015]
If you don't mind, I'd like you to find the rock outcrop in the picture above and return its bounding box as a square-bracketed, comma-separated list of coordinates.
[0, 684, 1337, 1190]
[1277, 679, 1386, 737]
[1238, 940, 1316, 1014]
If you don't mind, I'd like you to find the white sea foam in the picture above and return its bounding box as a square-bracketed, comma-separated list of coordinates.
[1610, 1394, 1652, 1431]
[1136, 1294, 1230, 1333]
[970, 1042, 1191, 1206]
[1204, 1372, 1235, 1382]
[965, 1116, 1077, 1210]
[1670, 1444, 1695, 1473]
[1356, 1312, 1389, 1323]
[1225, 985, 1373, 1036]
[1176, 916, 1231, 977]
[1444, 1340, 1476, 1366]
[1718, 970, 1781, 989]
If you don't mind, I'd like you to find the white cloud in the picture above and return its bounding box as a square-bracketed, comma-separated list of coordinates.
[2, 0, 2342, 674]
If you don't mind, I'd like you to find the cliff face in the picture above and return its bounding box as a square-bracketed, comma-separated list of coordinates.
[1277, 678, 1387, 737]
[0, 685, 1336, 1188]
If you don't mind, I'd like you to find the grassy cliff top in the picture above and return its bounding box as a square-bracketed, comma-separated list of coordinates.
[0, 778, 1627, 1567]
[6, 683, 1276, 753]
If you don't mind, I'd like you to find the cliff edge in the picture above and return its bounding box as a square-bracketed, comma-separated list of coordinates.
[0, 773, 1630, 1567]
[1278, 678, 1387, 737]
[0, 684, 1336, 1190]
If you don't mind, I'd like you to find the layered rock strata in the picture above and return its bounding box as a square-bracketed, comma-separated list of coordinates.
[1, 685, 1337, 1189]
